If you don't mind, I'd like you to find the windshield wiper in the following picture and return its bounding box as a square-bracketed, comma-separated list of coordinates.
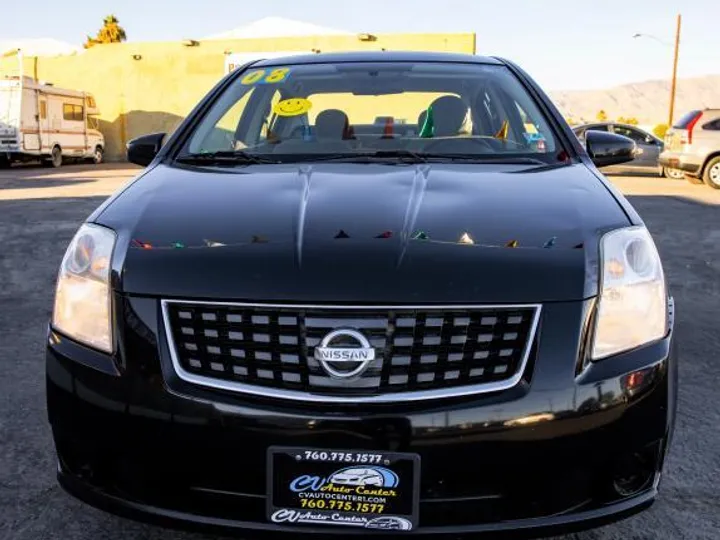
[363, 149, 428, 163]
[177, 151, 551, 167]
[420, 154, 548, 165]
[281, 151, 427, 164]
[175, 151, 277, 165]
[268, 152, 549, 165]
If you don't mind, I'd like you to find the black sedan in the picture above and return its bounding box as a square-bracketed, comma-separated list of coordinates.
[573, 122, 684, 179]
[46, 51, 677, 538]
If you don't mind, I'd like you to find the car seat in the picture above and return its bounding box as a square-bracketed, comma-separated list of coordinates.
[430, 95, 468, 136]
[315, 109, 354, 140]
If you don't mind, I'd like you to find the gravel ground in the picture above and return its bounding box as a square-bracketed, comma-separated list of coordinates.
[0, 164, 718, 540]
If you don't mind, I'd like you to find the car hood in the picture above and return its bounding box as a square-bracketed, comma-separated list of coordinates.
[96, 162, 629, 303]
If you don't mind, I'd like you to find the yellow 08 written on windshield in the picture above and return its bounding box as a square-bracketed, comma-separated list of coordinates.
[240, 68, 291, 85]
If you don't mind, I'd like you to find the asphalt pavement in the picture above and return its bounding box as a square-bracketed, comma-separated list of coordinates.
[0, 164, 718, 540]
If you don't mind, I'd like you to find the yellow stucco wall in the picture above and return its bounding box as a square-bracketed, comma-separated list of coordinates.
[0, 33, 475, 160]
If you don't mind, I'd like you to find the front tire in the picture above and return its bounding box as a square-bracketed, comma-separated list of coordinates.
[92, 146, 104, 164]
[703, 157, 720, 189]
[44, 146, 63, 168]
[663, 167, 684, 180]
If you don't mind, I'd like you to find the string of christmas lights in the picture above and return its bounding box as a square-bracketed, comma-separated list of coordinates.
[130, 232, 578, 251]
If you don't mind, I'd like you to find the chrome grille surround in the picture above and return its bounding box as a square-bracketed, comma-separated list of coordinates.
[160, 300, 542, 404]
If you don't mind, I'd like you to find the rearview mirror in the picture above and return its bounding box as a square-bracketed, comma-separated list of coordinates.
[127, 132, 166, 167]
[585, 130, 636, 168]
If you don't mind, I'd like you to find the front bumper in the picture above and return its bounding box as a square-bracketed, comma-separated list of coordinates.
[46, 296, 678, 538]
[659, 151, 702, 175]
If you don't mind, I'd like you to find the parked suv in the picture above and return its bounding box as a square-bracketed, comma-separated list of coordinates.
[659, 108, 720, 188]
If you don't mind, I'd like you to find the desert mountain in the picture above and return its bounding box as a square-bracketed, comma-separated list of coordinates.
[548, 74, 720, 126]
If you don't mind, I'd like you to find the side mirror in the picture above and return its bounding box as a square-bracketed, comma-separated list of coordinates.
[127, 132, 166, 167]
[585, 130, 636, 168]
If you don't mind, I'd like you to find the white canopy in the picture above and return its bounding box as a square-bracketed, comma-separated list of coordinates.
[204, 17, 352, 40]
[0, 38, 81, 57]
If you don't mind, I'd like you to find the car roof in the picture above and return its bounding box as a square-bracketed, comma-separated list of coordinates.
[573, 122, 652, 133]
[251, 50, 504, 67]
[613, 123, 652, 132]
[573, 122, 611, 129]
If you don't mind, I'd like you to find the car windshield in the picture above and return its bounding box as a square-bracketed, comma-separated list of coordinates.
[180, 61, 560, 163]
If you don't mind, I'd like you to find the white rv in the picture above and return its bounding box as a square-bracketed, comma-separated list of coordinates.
[0, 74, 104, 168]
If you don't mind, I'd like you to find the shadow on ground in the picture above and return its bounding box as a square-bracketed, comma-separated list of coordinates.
[631, 194, 720, 208]
[0, 177, 97, 190]
[603, 170, 666, 178]
[0, 163, 141, 195]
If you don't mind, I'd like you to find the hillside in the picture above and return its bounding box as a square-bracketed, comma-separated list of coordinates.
[548, 74, 720, 125]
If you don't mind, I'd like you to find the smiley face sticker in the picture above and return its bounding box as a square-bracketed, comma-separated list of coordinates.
[273, 98, 312, 117]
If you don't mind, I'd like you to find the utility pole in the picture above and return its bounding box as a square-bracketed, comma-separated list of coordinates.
[668, 14, 682, 127]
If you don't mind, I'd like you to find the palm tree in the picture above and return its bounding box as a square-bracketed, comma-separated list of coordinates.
[84, 15, 127, 48]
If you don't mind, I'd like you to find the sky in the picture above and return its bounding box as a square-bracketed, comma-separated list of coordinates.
[2, 0, 719, 91]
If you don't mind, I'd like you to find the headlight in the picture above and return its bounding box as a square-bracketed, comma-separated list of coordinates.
[591, 226, 667, 360]
[52, 223, 116, 353]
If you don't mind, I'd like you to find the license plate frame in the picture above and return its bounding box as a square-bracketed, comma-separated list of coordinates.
[267, 446, 420, 531]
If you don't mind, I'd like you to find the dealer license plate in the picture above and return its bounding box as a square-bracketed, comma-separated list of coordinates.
[267, 447, 420, 531]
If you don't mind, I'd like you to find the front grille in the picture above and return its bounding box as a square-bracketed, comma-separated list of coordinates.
[162, 301, 540, 403]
